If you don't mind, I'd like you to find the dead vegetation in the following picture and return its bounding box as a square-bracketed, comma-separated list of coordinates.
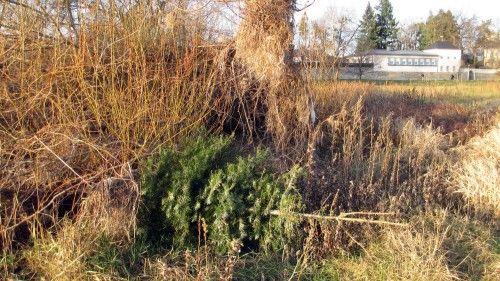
[1, 1, 499, 280]
[451, 113, 500, 217]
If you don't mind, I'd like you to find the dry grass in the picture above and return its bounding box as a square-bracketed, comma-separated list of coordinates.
[306, 96, 451, 211]
[313, 80, 500, 141]
[317, 211, 499, 281]
[300, 79, 499, 260]
[232, 0, 312, 150]
[440, 214, 500, 280]
[378, 81, 500, 100]
[298, 99, 454, 259]
[1, 1, 500, 280]
[22, 165, 138, 280]
[25, 221, 96, 280]
[24, 186, 134, 280]
[235, 1, 295, 82]
[451, 113, 500, 217]
[329, 221, 456, 281]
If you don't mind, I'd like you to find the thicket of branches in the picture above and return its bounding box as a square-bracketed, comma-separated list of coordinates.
[0, 0, 314, 254]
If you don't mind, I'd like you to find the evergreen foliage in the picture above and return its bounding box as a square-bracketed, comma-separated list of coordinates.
[419, 10, 460, 49]
[138, 134, 304, 255]
[356, 2, 378, 52]
[202, 150, 304, 254]
[375, 0, 398, 49]
[138, 134, 232, 248]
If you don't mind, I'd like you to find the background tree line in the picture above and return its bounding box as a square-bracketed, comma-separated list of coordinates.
[297, 0, 499, 68]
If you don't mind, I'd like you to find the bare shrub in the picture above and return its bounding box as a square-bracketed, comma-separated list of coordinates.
[0, 0, 221, 253]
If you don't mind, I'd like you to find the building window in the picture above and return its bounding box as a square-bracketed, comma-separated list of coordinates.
[452, 66, 456, 72]
[419, 58, 424, 65]
[431, 59, 437, 65]
[413, 58, 418, 65]
[425, 58, 430, 65]
[388, 57, 394, 65]
[408, 58, 413, 65]
[440, 66, 443, 72]
[446, 66, 449, 72]
[395, 58, 400, 65]
[401, 58, 407, 65]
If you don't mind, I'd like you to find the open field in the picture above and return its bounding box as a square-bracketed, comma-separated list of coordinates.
[1, 2, 500, 280]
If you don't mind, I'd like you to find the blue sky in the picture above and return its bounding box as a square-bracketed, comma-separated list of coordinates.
[296, 0, 500, 26]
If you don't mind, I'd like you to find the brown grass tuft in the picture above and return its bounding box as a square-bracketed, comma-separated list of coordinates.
[319, 210, 499, 281]
[451, 113, 500, 217]
[235, 1, 296, 82]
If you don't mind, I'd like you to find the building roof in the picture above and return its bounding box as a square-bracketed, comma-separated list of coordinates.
[354, 49, 439, 57]
[427, 41, 460, 50]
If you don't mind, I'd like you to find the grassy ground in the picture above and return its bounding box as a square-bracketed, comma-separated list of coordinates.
[319, 80, 500, 105]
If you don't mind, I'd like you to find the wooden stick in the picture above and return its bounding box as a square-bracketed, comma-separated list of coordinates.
[269, 210, 409, 227]
[339, 211, 397, 217]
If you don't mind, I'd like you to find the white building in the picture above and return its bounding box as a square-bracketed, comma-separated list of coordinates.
[347, 41, 462, 73]
[423, 41, 461, 73]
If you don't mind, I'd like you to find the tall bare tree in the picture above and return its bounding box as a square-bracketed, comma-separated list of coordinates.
[298, 12, 310, 51]
[396, 23, 422, 50]
[458, 15, 494, 66]
[310, 7, 358, 80]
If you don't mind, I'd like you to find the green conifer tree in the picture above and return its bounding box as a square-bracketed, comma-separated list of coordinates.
[356, 2, 378, 52]
[375, 0, 398, 49]
[419, 10, 460, 49]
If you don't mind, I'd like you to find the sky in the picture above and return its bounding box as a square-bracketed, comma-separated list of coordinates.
[296, 0, 500, 27]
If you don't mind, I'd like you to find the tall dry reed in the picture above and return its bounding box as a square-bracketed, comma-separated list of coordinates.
[0, 0, 222, 254]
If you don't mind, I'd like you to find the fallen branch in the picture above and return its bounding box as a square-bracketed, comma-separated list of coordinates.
[269, 210, 408, 227]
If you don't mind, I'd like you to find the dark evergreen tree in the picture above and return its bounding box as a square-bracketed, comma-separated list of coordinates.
[375, 0, 398, 49]
[356, 2, 378, 52]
